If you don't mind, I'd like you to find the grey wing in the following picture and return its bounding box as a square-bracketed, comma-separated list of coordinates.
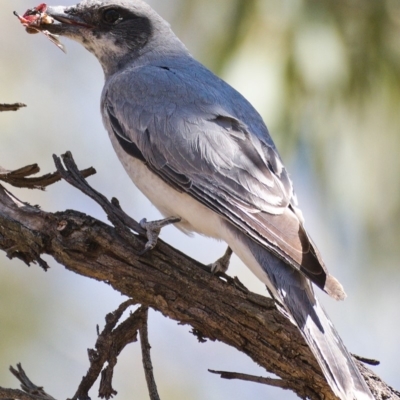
[103, 65, 335, 296]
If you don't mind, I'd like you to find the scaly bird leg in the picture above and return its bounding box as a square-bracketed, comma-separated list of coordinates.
[139, 216, 181, 255]
[209, 246, 233, 274]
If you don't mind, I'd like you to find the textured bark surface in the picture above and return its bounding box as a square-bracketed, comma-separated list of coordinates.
[0, 159, 398, 400]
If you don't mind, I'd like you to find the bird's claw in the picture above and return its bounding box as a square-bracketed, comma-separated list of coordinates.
[209, 247, 233, 274]
[139, 216, 181, 255]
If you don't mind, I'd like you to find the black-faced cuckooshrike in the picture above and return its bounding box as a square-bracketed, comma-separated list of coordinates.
[19, 2, 373, 399]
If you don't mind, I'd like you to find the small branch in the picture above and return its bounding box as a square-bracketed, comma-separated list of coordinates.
[53, 152, 144, 235]
[72, 301, 146, 400]
[98, 305, 147, 400]
[352, 354, 380, 366]
[0, 163, 96, 190]
[0, 164, 39, 177]
[0, 103, 26, 112]
[0, 363, 58, 400]
[208, 370, 307, 395]
[139, 307, 161, 400]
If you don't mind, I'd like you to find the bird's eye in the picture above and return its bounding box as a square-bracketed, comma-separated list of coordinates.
[102, 9, 121, 24]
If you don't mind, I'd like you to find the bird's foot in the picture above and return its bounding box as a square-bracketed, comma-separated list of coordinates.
[209, 246, 233, 274]
[139, 216, 181, 255]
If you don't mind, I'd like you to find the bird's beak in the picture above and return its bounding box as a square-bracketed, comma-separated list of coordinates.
[14, 4, 93, 52]
[45, 5, 93, 34]
[14, 4, 93, 34]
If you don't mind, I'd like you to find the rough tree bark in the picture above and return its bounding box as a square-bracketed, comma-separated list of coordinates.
[0, 149, 398, 400]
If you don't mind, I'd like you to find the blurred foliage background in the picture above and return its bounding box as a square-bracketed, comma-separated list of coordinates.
[1, 1, 399, 399]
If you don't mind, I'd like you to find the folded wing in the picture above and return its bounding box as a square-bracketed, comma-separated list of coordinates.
[102, 63, 344, 299]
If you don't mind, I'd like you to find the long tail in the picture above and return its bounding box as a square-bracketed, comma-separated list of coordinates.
[226, 228, 374, 400]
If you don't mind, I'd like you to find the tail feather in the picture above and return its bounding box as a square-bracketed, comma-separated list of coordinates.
[298, 296, 373, 400]
[230, 229, 374, 400]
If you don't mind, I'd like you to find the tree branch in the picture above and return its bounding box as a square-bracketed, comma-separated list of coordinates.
[0, 103, 26, 112]
[53, 152, 143, 235]
[7, 363, 56, 400]
[208, 369, 305, 395]
[0, 387, 45, 400]
[72, 300, 144, 400]
[139, 307, 161, 400]
[0, 162, 96, 190]
[0, 153, 397, 400]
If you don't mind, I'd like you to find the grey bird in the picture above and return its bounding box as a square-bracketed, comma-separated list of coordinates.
[29, 1, 373, 399]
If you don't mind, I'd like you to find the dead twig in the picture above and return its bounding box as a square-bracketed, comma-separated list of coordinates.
[208, 370, 309, 396]
[0, 303, 152, 400]
[0, 163, 96, 190]
[139, 307, 161, 400]
[53, 152, 144, 236]
[352, 354, 380, 366]
[1, 363, 58, 400]
[0, 103, 26, 112]
[72, 300, 146, 400]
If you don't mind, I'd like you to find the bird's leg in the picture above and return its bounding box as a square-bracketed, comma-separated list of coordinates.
[209, 246, 233, 274]
[139, 216, 181, 255]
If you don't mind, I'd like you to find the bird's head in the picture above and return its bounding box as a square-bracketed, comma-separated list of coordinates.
[41, 0, 187, 76]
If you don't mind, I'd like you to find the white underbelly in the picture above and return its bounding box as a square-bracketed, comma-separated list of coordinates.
[113, 144, 225, 239]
